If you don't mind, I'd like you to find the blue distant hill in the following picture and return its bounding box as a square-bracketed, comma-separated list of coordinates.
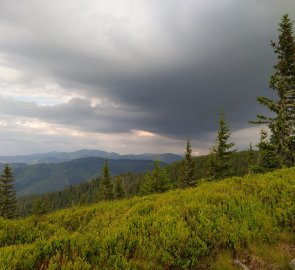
[0, 157, 168, 196]
[0, 149, 182, 165]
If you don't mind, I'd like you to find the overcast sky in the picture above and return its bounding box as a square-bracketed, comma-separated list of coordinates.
[0, 1, 294, 155]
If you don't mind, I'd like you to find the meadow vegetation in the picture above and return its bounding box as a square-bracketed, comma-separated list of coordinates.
[1, 167, 294, 269]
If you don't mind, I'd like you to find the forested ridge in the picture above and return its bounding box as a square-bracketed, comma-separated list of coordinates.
[17, 150, 256, 217]
[1, 158, 161, 197]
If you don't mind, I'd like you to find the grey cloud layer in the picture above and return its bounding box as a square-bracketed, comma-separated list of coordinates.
[0, 0, 294, 148]
[0, 97, 147, 134]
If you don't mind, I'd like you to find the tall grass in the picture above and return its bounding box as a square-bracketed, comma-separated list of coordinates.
[0, 167, 294, 269]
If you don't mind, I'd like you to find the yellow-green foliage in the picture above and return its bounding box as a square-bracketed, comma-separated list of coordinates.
[0, 168, 295, 269]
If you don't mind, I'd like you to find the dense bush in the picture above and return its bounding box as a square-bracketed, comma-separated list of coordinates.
[1, 167, 294, 269]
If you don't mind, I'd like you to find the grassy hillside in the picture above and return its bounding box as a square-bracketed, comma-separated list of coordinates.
[1, 167, 295, 269]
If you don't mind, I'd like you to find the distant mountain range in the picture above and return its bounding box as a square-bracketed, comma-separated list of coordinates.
[0, 149, 182, 165]
[0, 157, 166, 197]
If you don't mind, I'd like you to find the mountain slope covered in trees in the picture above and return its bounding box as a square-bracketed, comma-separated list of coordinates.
[0, 149, 182, 165]
[16, 150, 258, 217]
[1, 167, 294, 269]
[1, 158, 163, 196]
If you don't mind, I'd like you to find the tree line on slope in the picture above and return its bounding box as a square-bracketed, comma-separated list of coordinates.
[1, 14, 295, 219]
[15, 149, 255, 217]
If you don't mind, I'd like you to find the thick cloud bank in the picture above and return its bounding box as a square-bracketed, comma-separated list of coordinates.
[0, 0, 294, 154]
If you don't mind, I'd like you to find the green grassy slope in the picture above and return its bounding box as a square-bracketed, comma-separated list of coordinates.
[0, 167, 294, 269]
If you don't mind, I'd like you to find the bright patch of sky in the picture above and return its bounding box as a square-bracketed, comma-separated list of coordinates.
[0, 80, 85, 106]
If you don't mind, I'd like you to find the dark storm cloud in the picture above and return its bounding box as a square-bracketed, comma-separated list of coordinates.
[0, 96, 146, 134]
[0, 0, 295, 148]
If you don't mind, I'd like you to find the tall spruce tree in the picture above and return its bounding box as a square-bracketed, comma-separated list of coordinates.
[251, 14, 295, 166]
[209, 109, 235, 180]
[0, 165, 17, 219]
[97, 161, 114, 201]
[180, 139, 195, 187]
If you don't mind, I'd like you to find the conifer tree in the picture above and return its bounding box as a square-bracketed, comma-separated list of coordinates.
[79, 193, 88, 205]
[140, 160, 170, 195]
[151, 160, 170, 193]
[254, 129, 282, 173]
[32, 198, 49, 216]
[0, 165, 17, 219]
[139, 173, 154, 195]
[251, 14, 295, 166]
[180, 139, 195, 188]
[247, 142, 257, 174]
[209, 109, 235, 180]
[114, 177, 126, 199]
[97, 161, 114, 200]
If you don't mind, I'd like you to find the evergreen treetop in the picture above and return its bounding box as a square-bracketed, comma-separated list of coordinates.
[180, 139, 195, 188]
[140, 160, 170, 195]
[252, 14, 295, 166]
[210, 109, 235, 180]
[97, 161, 114, 201]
